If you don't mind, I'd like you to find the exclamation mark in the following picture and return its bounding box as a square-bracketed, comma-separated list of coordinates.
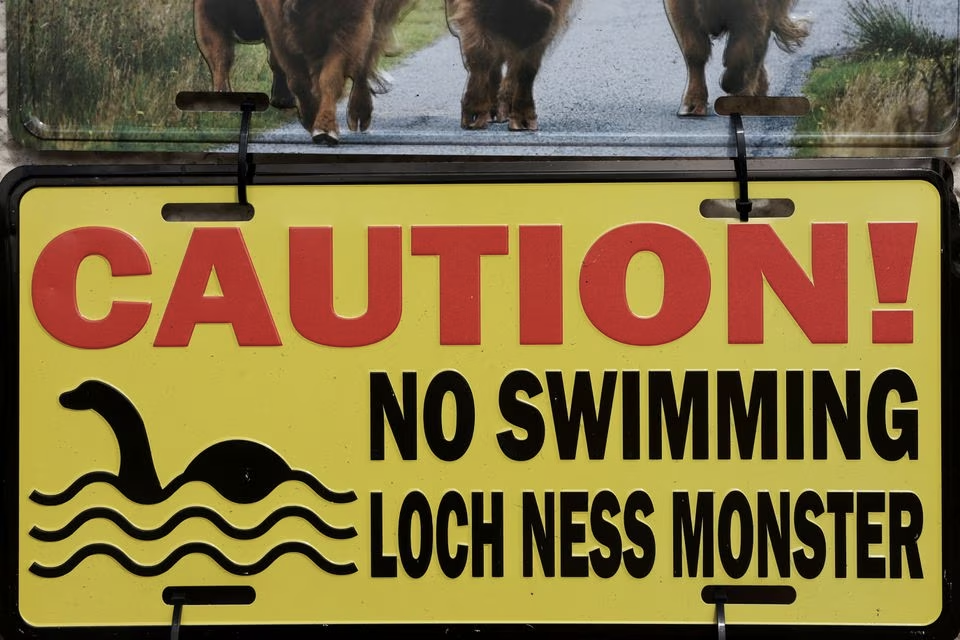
[869, 222, 918, 344]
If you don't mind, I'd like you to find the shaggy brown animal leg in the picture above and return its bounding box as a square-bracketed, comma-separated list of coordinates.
[754, 65, 770, 97]
[194, 0, 235, 92]
[505, 52, 544, 131]
[347, 0, 412, 131]
[495, 85, 512, 123]
[491, 64, 509, 123]
[348, 78, 375, 132]
[310, 52, 353, 144]
[664, 0, 710, 116]
[268, 58, 295, 109]
[721, 24, 769, 96]
[290, 76, 319, 134]
[678, 47, 710, 115]
[461, 50, 501, 129]
[253, 0, 310, 118]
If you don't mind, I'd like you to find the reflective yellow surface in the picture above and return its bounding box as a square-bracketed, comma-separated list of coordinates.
[18, 180, 942, 627]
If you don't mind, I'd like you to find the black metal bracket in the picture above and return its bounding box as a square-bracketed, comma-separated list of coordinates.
[715, 591, 727, 640]
[168, 592, 186, 640]
[166, 92, 269, 221]
[731, 112, 752, 223]
[237, 99, 255, 207]
[714, 96, 812, 224]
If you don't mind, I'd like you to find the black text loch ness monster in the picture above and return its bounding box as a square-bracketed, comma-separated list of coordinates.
[31, 380, 356, 507]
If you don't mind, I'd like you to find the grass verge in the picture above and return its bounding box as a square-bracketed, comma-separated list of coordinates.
[14, 0, 450, 150]
[794, 0, 958, 155]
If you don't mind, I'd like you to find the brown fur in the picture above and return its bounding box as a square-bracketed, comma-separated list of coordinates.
[664, 0, 810, 116]
[446, 0, 573, 131]
[255, 0, 413, 144]
[193, 0, 294, 108]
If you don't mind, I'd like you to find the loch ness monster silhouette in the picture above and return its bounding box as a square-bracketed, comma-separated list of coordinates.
[30, 380, 356, 506]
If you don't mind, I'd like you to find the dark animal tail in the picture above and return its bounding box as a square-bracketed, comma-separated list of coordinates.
[476, 0, 558, 49]
[374, 0, 414, 57]
[367, 0, 415, 94]
[772, 0, 811, 53]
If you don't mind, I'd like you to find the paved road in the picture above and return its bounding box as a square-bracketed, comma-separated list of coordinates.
[249, 0, 958, 157]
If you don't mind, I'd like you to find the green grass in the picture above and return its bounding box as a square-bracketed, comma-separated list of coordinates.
[13, 0, 451, 149]
[384, 0, 450, 69]
[795, 56, 901, 138]
[845, 0, 954, 59]
[794, 0, 957, 154]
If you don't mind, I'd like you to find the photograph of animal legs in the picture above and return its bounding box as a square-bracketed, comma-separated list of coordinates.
[446, 0, 574, 130]
[18, 0, 960, 152]
[664, 0, 810, 116]
[254, 0, 412, 144]
[194, 0, 295, 108]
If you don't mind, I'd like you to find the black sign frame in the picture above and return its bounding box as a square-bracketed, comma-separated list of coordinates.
[1, 157, 958, 640]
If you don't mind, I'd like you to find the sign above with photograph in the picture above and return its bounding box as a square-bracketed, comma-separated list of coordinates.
[1, 158, 958, 640]
[7, 0, 960, 155]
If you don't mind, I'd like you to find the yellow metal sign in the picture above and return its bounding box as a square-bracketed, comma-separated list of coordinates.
[6, 166, 955, 636]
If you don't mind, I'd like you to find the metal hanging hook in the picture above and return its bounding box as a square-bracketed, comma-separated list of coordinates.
[237, 100, 255, 206]
[731, 112, 752, 222]
[716, 593, 727, 640]
[167, 92, 268, 220]
[168, 594, 185, 640]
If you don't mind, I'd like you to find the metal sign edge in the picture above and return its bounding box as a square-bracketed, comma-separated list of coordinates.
[1, 158, 957, 640]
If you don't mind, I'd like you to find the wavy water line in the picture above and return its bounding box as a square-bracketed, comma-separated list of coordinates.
[30, 506, 357, 542]
[29, 472, 357, 506]
[30, 541, 358, 578]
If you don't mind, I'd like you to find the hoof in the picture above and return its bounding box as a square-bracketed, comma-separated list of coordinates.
[348, 88, 374, 133]
[509, 118, 539, 132]
[348, 111, 373, 133]
[271, 95, 296, 110]
[461, 111, 492, 130]
[677, 103, 708, 117]
[312, 128, 340, 145]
